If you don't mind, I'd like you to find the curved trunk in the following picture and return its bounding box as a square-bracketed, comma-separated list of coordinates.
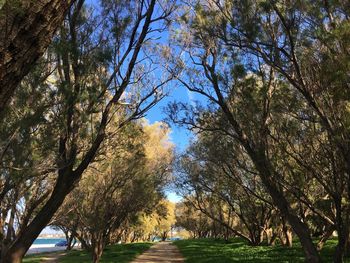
[0, 173, 75, 263]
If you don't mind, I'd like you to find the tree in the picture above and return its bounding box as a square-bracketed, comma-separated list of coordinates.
[167, 60, 319, 260]
[0, 0, 175, 262]
[0, 59, 58, 257]
[51, 120, 173, 263]
[176, 130, 280, 245]
[155, 200, 176, 241]
[189, 1, 350, 261]
[124, 200, 176, 243]
[166, 2, 350, 261]
[0, 0, 76, 116]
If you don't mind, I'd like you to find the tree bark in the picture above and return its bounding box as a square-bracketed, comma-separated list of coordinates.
[0, 0, 75, 116]
[91, 235, 104, 263]
[333, 196, 348, 262]
[222, 103, 320, 262]
[256, 164, 319, 262]
[0, 173, 75, 263]
[317, 226, 334, 251]
[66, 232, 75, 251]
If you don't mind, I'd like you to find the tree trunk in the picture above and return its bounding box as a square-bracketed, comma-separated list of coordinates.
[317, 226, 334, 251]
[244, 150, 320, 262]
[161, 232, 167, 241]
[0, 0, 75, 116]
[333, 196, 348, 262]
[265, 228, 273, 245]
[91, 237, 104, 263]
[75, 234, 90, 251]
[281, 218, 293, 247]
[253, 162, 319, 261]
[263, 177, 318, 261]
[269, 232, 278, 246]
[66, 233, 75, 251]
[0, 173, 75, 263]
[212, 84, 321, 262]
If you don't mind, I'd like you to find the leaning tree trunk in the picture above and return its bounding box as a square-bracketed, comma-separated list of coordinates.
[317, 225, 335, 251]
[261, 175, 319, 262]
[248, 154, 320, 263]
[0, 172, 76, 263]
[0, 0, 75, 116]
[209, 77, 321, 262]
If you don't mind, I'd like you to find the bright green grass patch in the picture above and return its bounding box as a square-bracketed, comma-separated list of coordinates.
[174, 238, 350, 263]
[59, 242, 152, 263]
[23, 242, 152, 263]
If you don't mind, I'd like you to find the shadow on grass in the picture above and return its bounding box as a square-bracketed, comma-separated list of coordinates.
[174, 238, 350, 263]
[23, 251, 64, 263]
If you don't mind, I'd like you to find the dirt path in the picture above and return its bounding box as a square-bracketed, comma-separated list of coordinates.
[131, 242, 184, 263]
[40, 251, 67, 262]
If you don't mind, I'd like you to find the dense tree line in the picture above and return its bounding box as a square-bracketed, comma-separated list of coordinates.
[168, 1, 350, 263]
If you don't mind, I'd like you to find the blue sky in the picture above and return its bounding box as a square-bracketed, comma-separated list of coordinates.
[145, 85, 193, 150]
[145, 84, 193, 203]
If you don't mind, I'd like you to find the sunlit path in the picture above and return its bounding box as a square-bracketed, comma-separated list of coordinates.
[131, 242, 184, 263]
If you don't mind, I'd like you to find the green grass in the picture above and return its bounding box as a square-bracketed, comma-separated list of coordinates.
[23, 253, 47, 263]
[174, 238, 350, 263]
[23, 242, 152, 263]
[59, 243, 152, 263]
[23, 250, 66, 263]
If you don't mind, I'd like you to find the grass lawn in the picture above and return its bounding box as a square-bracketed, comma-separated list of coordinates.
[23, 252, 53, 263]
[174, 238, 350, 263]
[23, 242, 152, 263]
